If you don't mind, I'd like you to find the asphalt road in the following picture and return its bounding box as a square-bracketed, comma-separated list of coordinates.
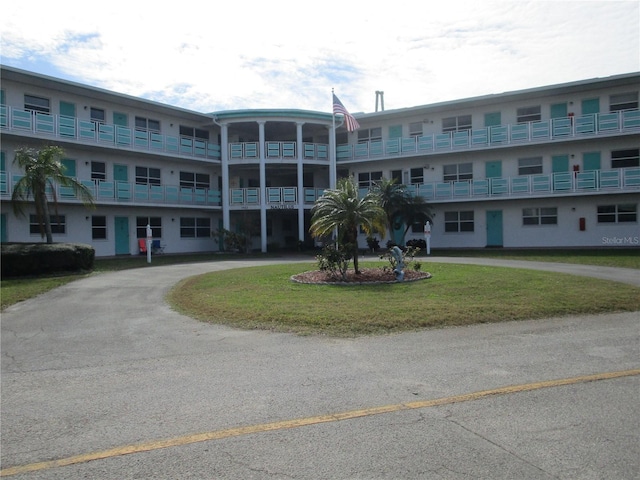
[1, 257, 639, 479]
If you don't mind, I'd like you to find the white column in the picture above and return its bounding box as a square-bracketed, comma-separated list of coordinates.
[296, 122, 305, 244]
[258, 121, 267, 253]
[220, 123, 230, 231]
[328, 124, 337, 189]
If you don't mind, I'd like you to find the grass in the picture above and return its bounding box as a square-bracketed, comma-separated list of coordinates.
[167, 260, 640, 337]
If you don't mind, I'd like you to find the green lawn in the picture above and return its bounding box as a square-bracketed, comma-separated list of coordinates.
[167, 261, 640, 336]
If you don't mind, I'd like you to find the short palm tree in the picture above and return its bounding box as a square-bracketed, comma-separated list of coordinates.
[11, 146, 95, 243]
[398, 195, 433, 242]
[371, 177, 411, 240]
[310, 176, 386, 274]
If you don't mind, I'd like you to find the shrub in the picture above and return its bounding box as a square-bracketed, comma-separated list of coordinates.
[406, 238, 426, 250]
[316, 244, 352, 281]
[379, 245, 421, 273]
[366, 236, 380, 252]
[1, 243, 95, 277]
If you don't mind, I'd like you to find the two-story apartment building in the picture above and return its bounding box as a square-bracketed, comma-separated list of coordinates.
[1, 65, 638, 256]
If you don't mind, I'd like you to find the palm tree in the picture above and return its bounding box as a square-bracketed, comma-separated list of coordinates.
[371, 177, 411, 243]
[398, 195, 433, 243]
[11, 146, 95, 244]
[310, 176, 386, 274]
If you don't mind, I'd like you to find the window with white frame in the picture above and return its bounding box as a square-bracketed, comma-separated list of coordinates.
[609, 92, 638, 112]
[90, 107, 105, 124]
[179, 125, 209, 140]
[30, 214, 65, 235]
[91, 161, 106, 181]
[442, 115, 472, 133]
[136, 217, 162, 238]
[444, 211, 474, 232]
[518, 157, 543, 175]
[92, 216, 107, 239]
[179, 171, 210, 189]
[135, 166, 161, 185]
[517, 106, 541, 123]
[597, 204, 637, 223]
[409, 122, 423, 137]
[357, 127, 382, 144]
[358, 171, 383, 189]
[523, 207, 558, 225]
[611, 149, 639, 168]
[410, 168, 424, 184]
[180, 217, 211, 238]
[24, 94, 50, 113]
[443, 163, 472, 182]
[135, 116, 161, 132]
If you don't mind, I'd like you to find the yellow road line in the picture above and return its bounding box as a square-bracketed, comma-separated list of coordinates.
[2, 369, 638, 477]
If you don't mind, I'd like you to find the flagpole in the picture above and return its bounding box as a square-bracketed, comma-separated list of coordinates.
[330, 88, 337, 190]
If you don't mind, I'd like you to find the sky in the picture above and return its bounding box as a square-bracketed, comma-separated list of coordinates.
[1, 0, 638, 115]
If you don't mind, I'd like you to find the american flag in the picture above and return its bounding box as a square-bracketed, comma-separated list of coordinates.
[332, 93, 360, 132]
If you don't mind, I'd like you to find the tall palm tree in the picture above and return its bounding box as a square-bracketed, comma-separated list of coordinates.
[371, 177, 411, 242]
[398, 195, 433, 243]
[11, 146, 95, 244]
[310, 176, 385, 274]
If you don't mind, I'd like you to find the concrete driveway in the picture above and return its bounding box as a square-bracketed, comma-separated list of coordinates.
[1, 257, 639, 479]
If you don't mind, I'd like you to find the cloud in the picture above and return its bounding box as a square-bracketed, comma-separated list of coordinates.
[1, 0, 638, 113]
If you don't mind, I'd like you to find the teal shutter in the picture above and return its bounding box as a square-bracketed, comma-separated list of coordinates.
[61, 159, 76, 176]
[484, 112, 501, 127]
[581, 98, 600, 115]
[550, 103, 567, 118]
[583, 152, 601, 171]
[60, 101, 76, 117]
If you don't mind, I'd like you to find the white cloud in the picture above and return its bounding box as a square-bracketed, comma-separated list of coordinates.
[1, 0, 638, 113]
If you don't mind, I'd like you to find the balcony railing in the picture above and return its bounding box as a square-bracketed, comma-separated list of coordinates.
[0, 174, 222, 206]
[229, 187, 327, 206]
[404, 167, 640, 202]
[337, 109, 640, 161]
[0, 106, 221, 160]
[229, 141, 329, 161]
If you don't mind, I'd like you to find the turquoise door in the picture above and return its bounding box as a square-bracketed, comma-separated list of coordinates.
[0, 213, 7, 243]
[550, 103, 568, 118]
[552, 155, 569, 173]
[486, 210, 503, 247]
[486, 161, 502, 195]
[583, 152, 601, 171]
[114, 164, 128, 181]
[392, 214, 404, 245]
[59, 101, 76, 117]
[484, 112, 501, 127]
[581, 98, 600, 115]
[113, 112, 128, 126]
[114, 217, 129, 255]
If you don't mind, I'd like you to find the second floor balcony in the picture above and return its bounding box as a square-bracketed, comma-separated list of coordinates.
[0, 105, 222, 161]
[228, 141, 329, 161]
[338, 109, 640, 162]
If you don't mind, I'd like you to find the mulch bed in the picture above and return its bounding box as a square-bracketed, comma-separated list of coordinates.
[291, 268, 432, 285]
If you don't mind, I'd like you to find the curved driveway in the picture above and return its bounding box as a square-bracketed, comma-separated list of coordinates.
[2, 257, 639, 479]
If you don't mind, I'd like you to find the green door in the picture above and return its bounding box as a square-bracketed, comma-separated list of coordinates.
[113, 112, 128, 126]
[486, 210, 503, 247]
[582, 98, 600, 115]
[550, 103, 568, 118]
[552, 155, 569, 173]
[0, 213, 7, 243]
[583, 152, 601, 171]
[484, 112, 501, 127]
[59, 101, 76, 117]
[61, 159, 76, 177]
[388, 125, 402, 138]
[114, 217, 130, 255]
[486, 160, 502, 195]
[114, 164, 128, 181]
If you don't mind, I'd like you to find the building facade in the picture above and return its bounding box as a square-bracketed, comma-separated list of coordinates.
[1, 66, 638, 256]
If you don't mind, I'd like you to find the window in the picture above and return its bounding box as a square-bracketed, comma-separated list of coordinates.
[135, 116, 160, 132]
[410, 168, 424, 184]
[358, 171, 382, 189]
[610, 92, 638, 112]
[409, 122, 423, 137]
[597, 204, 637, 223]
[518, 157, 543, 175]
[30, 214, 65, 235]
[391, 170, 402, 183]
[443, 163, 472, 182]
[444, 211, 474, 232]
[180, 217, 211, 238]
[179, 171, 210, 189]
[179, 125, 209, 140]
[136, 217, 162, 238]
[517, 106, 541, 123]
[523, 207, 558, 225]
[611, 149, 639, 168]
[135, 166, 161, 185]
[357, 127, 382, 144]
[24, 94, 50, 113]
[92, 216, 107, 239]
[442, 115, 472, 133]
[91, 161, 106, 181]
[90, 107, 105, 124]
